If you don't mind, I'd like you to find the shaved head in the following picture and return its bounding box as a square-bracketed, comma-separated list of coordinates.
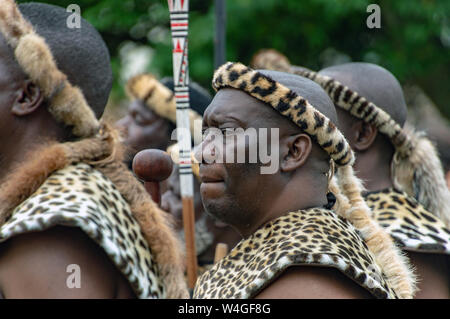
[0, 33, 26, 84]
[319, 62, 407, 126]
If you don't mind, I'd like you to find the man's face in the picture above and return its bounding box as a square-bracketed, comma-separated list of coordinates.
[0, 34, 26, 160]
[197, 89, 281, 231]
[161, 164, 204, 231]
[116, 99, 173, 156]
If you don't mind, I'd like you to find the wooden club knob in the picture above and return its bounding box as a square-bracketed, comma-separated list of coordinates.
[132, 149, 173, 183]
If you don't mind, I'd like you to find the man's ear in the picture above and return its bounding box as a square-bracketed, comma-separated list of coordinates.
[280, 133, 312, 172]
[352, 120, 378, 151]
[11, 80, 44, 116]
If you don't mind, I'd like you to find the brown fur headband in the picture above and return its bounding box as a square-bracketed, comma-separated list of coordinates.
[0, 0, 99, 137]
[251, 49, 450, 227]
[213, 62, 416, 298]
[126, 73, 202, 138]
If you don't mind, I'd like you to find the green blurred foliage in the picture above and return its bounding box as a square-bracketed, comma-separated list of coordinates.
[18, 0, 450, 117]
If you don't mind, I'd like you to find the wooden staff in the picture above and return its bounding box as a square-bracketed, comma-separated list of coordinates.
[168, 0, 198, 289]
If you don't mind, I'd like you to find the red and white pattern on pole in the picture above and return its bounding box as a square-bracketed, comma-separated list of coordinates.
[168, 0, 193, 197]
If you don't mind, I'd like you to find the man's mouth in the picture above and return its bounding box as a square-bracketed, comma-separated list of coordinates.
[199, 165, 226, 198]
[200, 175, 224, 183]
[199, 165, 225, 183]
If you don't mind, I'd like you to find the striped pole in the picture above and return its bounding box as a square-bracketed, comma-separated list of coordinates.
[168, 0, 198, 289]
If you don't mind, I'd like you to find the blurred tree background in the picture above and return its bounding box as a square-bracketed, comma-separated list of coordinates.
[18, 0, 450, 118]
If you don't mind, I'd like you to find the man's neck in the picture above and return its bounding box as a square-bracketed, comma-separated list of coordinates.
[0, 126, 60, 182]
[0, 138, 31, 182]
[354, 152, 394, 192]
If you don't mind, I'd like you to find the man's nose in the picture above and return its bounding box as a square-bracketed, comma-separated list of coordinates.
[194, 142, 204, 164]
[195, 135, 217, 164]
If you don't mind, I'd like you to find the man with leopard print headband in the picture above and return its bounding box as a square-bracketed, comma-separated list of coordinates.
[0, 1, 187, 298]
[193, 62, 416, 299]
[252, 49, 450, 298]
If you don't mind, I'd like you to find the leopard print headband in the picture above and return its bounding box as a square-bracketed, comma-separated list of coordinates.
[126, 73, 202, 138]
[212, 62, 354, 167]
[292, 69, 413, 156]
[0, 0, 99, 137]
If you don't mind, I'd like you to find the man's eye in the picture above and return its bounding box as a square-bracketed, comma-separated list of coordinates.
[221, 128, 235, 135]
[202, 127, 221, 135]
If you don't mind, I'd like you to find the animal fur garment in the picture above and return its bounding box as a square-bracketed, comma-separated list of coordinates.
[0, 0, 99, 137]
[0, 123, 189, 299]
[392, 126, 450, 227]
[212, 62, 416, 298]
[251, 49, 450, 227]
[250, 49, 292, 73]
[335, 165, 416, 298]
[126, 73, 202, 138]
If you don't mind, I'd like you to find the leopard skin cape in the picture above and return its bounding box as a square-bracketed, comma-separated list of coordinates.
[365, 188, 450, 255]
[0, 163, 166, 298]
[193, 208, 399, 299]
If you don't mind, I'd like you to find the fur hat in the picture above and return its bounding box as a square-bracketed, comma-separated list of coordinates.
[0, 0, 99, 137]
[250, 49, 292, 73]
[252, 49, 450, 228]
[213, 62, 416, 298]
[126, 73, 211, 139]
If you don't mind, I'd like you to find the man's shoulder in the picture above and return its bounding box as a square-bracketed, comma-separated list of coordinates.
[255, 266, 373, 299]
[0, 226, 128, 298]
